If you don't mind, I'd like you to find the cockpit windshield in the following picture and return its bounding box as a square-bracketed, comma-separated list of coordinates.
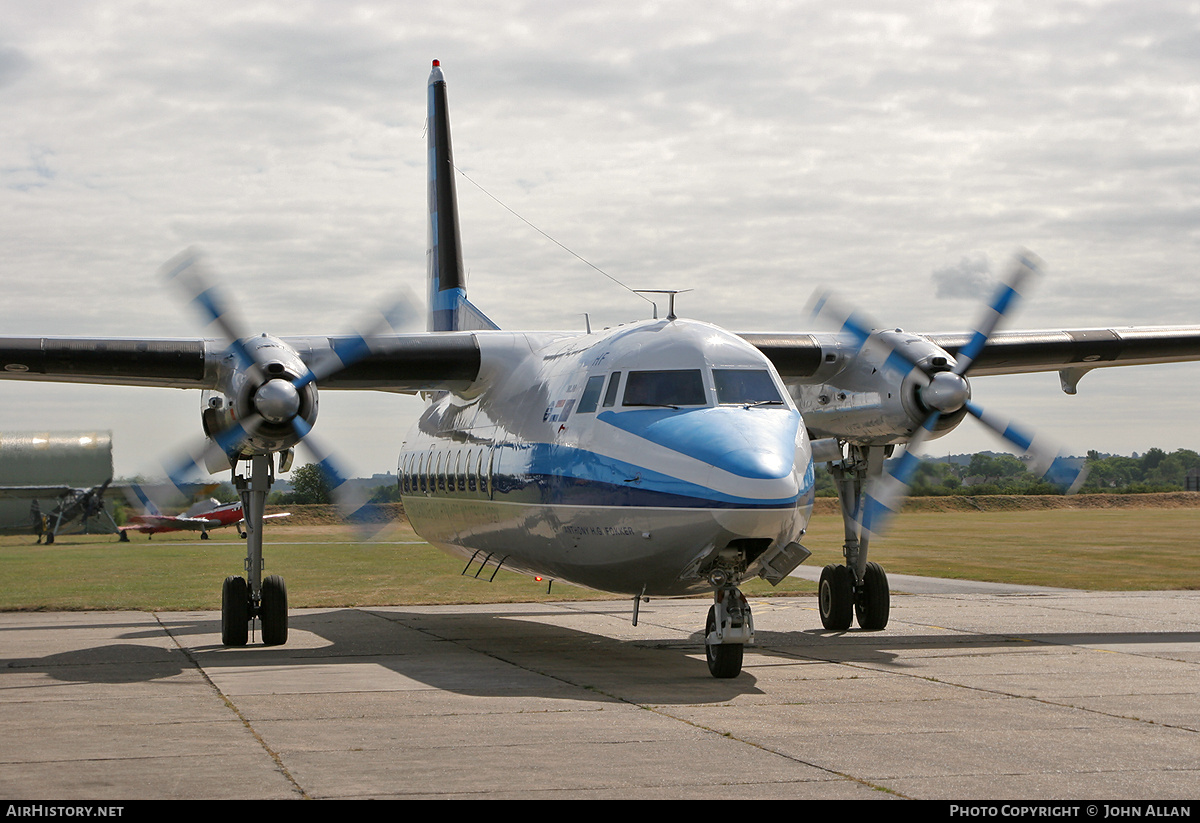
[623, 369, 707, 408]
[713, 369, 784, 406]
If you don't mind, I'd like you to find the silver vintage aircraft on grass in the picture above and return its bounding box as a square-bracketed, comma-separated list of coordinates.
[3, 61, 1200, 676]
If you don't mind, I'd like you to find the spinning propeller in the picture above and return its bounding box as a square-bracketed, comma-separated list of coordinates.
[811, 251, 1087, 540]
[157, 248, 417, 518]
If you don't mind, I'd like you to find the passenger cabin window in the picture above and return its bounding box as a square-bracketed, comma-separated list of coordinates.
[623, 369, 707, 408]
[576, 375, 605, 414]
[713, 369, 784, 406]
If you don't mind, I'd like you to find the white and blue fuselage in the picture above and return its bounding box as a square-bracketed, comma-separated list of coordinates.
[398, 318, 815, 596]
[404, 62, 813, 597]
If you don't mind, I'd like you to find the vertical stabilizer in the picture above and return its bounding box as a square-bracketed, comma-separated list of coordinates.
[427, 60, 498, 332]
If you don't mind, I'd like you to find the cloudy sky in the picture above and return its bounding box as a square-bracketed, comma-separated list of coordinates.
[2, 1, 1198, 478]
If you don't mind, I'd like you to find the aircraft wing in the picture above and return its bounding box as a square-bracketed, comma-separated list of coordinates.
[0, 334, 482, 392]
[925, 326, 1200, 376]
[0, 484, 128, 499]
[0, 486, 77, 498]
[125, 514, 219, 531]
[4, 326, 1199, 393]
[0, 338, 209, 388]
[740, 326, 1200, 386]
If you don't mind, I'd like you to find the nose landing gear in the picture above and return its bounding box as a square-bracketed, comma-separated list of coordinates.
[705, 587, 753, 678]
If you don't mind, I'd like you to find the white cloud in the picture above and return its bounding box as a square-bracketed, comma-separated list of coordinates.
[0, 0, 1198, 473]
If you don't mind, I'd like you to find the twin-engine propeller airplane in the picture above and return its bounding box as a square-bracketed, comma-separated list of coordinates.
[3, 61, 1200, 675]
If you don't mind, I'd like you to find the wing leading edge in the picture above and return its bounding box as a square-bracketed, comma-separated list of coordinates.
[2, 326, 1198, 393]
[741, 326, 1200, 387]
[0, 333, 482, 393]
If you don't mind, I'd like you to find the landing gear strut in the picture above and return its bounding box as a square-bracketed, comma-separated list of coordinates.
[823, 443, 891, 631]
[705, 586, 753, 678]
[220, 453, 288, 646]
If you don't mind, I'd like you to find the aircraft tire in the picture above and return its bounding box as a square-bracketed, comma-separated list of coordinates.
[260, 574, 288, 646]
[854, 561, 890, 631]
[705, 605, 743, 678]
[221, 575, 249, 647]
[819, 564, 853, 631]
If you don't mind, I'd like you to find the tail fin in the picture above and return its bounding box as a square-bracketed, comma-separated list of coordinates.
[426, 60, 498, 333]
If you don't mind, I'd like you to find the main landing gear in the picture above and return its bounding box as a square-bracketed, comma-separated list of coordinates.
[818, 560, 889, 631]
[822, 443, 892, 632]
[704, 585, 753, 678]
[220, 453, 288, 647]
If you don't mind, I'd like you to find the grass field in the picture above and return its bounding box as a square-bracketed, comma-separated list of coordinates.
[1, 506, 1197, 611]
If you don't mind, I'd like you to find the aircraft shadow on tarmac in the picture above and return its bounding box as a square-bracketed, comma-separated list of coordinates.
[4, 607, 1200, 698]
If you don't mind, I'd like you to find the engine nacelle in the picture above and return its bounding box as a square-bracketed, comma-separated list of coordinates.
[791, 329, 969, 446]
[201, 335, 319, 466]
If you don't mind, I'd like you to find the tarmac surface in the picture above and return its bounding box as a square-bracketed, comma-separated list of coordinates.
[2, 582, 1199, 800]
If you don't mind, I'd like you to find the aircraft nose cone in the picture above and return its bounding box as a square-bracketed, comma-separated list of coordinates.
[713, 446, 793, 480]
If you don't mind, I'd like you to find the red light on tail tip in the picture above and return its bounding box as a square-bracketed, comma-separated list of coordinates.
[432, 59, 440, 67]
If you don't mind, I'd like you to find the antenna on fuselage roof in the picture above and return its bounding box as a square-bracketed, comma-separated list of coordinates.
[634, 289, 692, 321]
[449, 163, 658, 318]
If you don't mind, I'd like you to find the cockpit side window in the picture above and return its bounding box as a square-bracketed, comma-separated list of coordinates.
[602, 371, 622, 408]
[713, 369, 784, 405]
[623, 369, 707, 407]
[576, 375, 605, 414]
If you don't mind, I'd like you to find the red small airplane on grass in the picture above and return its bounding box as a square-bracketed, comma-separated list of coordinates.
[119, 497, 290, 541]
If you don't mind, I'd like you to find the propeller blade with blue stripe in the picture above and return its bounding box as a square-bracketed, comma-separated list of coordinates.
[160, 248, 263, 378]
[808, 290, 930, 380]
[294, 289, 421, 390]
[290, 416, 369, 520]
[861, 410, 941, 541]
[953, 250, 1041, 376]
[965, 402, 1088, 493]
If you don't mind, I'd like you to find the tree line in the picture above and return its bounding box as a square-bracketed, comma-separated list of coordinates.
[277, 449, 1200, 504]
[812, 448, 1200, 497]
[268, 463, 402, 505]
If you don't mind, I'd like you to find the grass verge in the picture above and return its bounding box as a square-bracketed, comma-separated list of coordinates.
[2, 505, 1197, 611]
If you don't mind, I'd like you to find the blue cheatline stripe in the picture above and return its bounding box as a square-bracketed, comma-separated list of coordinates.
[502, 442, 809, 508]
[496, 473, 805, 510]
[595, 408, 801, 480]
[405, 441, 808, 509]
